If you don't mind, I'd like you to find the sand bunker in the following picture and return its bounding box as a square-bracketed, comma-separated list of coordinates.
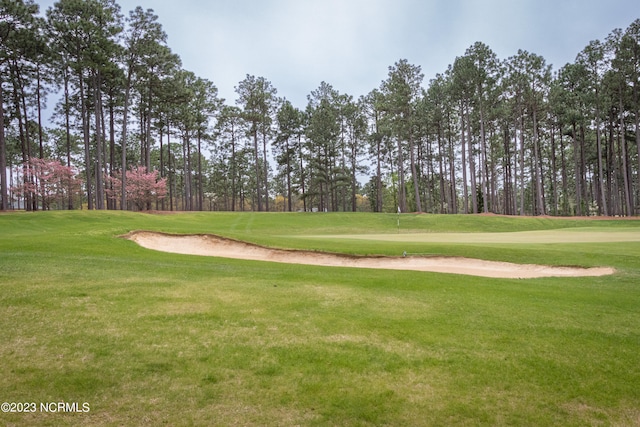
[123, 231, 615, 279]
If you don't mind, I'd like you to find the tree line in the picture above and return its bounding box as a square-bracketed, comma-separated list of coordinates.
[2, 0, 639, 216]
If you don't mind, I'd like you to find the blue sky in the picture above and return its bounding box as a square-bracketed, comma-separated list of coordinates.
[37, 0, 639, 108]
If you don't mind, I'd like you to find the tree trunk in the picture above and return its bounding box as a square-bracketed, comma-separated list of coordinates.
[145, 88, 152, 172]
[253, 129, 262, 211]
[13, 79, 29, 210]
[502, 126, 512, 215]
[13, 63, 35, 210]
[636, 107, 640, 215]
[374, 112, 383, 213]
[120, 69, 132, 210]
[518, 116, 525, 215]
[350, 135, 357, 212]
[595, 102, 608, 216]
[78, 69, 93, 210]
[36, 67, 44, 159]
[298, 135, 306, 212]
[460, 104, 468, 214]
[108, 95, 116, 210]
[410, 134, 422, 213]
[397, 135, 406, 213]
[64, 67, 73, 210]
[0, 80, 7, 210]
[579, 125, 589, 215]
[138, 109, 145, 171]
[93, 71, 104, 210]
[231, 122, 237, 211]
[262, 131, 269, 212]
[197, 129, 203, 211]
[607, 114, 616, 215]
[620, 96, 632, 215]
[479, 109, 489, 213]
[532, 109, 545, 215]
[550, 126, 558, 215]
[466, 104, 477, 213]
[184, 133, 192, 211]
[559, 130, 568, 216]
[420, 135, 432, 213]
[572, 124, 581, 215]
[511, 125, 518, 215]
[168, 125, 174, 211]
[437, 126, 446, 213]
[447, 114, 457, 214]
[285, 138, 292, 212]
[159, 125, 164, 211]
[489, 130, 497, 213]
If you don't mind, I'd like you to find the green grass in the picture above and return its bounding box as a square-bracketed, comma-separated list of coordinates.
[1, 211, 639, 426]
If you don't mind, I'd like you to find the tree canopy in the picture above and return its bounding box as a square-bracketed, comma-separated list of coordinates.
[2, 0, 640, 216]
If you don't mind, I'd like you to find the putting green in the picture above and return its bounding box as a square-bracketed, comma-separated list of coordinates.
[300, 227, 640, 244]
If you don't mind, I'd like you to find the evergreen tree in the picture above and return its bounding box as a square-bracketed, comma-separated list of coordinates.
[380, 59, 424, 212]
[235, 75, 277, 211]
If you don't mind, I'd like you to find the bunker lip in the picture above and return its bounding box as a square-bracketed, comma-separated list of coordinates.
[122, 231, 616, 279]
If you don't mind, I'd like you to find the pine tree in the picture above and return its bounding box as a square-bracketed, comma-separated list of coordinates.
[235, 75, 277, 211]
[380, 59, 424, 213]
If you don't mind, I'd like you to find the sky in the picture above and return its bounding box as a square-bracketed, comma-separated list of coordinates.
[37, 0, 639, 109]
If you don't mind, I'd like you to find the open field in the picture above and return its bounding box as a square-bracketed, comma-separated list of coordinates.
[1, 211, 639, 426]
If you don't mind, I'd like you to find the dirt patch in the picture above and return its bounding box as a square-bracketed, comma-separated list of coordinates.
[122, 231, 615, 279]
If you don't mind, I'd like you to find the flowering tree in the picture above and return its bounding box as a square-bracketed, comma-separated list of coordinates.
[12, 157, 83, 210]
[106, 166, 167, 211]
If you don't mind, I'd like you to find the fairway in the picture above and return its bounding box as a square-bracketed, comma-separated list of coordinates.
[1, 211, 639, 426]
[306, 227, 640, 244]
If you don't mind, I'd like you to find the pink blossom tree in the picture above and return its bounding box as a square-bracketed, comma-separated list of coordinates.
[12, 157, 83, 210]
[106, 166, 167, 211]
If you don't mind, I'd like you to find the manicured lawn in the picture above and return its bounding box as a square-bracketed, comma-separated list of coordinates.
[1, 211, 639, 426]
